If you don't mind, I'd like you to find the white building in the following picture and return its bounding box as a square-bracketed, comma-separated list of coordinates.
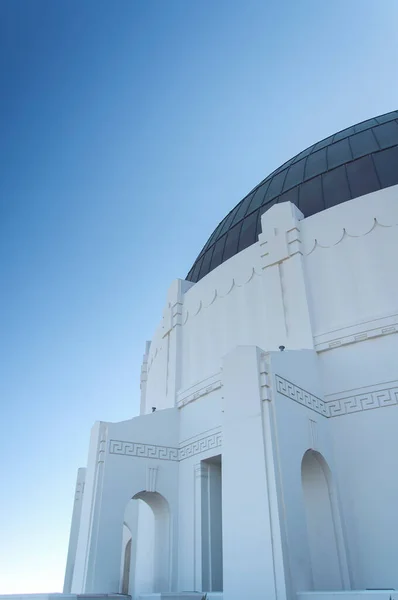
[8, 112, 398, 600]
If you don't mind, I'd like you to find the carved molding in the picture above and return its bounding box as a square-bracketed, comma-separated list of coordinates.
[140, 363, 148, 386]
[171, 300, 183, 328]
[326, 384, 398, 417]
[259, 353, 272, 401]
[259, 225, 303, 269]
[109, 430, 222, 462]
[314, 312, 398, 352]
[74, 481, 85, 502]
[177, 371, 223, 408]
[179, 431, 222, 460]
[163, 300, 184, 338]
[140, 357, 149, 387]
[303, 216, 398, 256]
[109, 440, 179, 461]
[182, 263, 262, 323]
[146, 466, 158, 492]
[276, 375, 398, 419]
[97, 430, 107, 464]
[275, 375, 329, 417]
[258, 202, 304, 269]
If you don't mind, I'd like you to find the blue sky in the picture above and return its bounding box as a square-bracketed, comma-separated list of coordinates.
[0, 0, 397, 593]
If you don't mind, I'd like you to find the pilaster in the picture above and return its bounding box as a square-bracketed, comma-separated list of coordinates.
[222, 345, 288, 600]
[63, 467, 87, 593]
[259, 201, 314, 349]
[161, 279, 194, 404]
[193, 462, 208, 591]
[139, 341, 151, 415]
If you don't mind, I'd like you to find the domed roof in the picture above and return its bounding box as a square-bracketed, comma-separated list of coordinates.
[187, 110, 398, 283]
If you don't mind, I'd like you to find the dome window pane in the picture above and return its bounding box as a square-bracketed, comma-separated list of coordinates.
[230, 193, 254, 227]
[217, 206, 240, 238]
[190, 254, 204, 282]
[322, 165, 351, 209]
[247, 182, 269, 213]
[346, 155, 380, 198]
[375, 111, 398, 125]
[282, 159, 306, 192]
[198, 246, 215, 280]
[278, 186, 299, 208]
[291, 145, 313, 164]
[312, 135, 334, 152]
[238, 211, 258, 252]
[299, 176, 324, 216]
[333, 126, 355, 143]
[327, 138, 352, 169]
[373, 121, 398, 150]
[305, 148, 327, 180]
[350, 129, 379, 159]
[373, 146, 398, 187]
[222, 222, 243, 262]
[264, 170, 287, 201]
[354, 119, 377, 133]
[210, 235, 227, 271]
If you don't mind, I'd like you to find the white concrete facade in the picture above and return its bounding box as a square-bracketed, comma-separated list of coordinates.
[61, 186, 398, 600]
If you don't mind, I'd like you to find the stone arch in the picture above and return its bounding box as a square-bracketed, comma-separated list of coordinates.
[132, 491, 171, 593]
[301, 450, 348, 591]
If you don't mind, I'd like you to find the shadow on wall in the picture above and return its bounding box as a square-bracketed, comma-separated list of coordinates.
[121, 537, 132, 595]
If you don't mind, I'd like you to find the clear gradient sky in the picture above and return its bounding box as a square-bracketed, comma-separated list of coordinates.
[0, 0, 397, 593]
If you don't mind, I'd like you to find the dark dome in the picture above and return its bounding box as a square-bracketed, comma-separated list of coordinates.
[187, 110, 398, 283]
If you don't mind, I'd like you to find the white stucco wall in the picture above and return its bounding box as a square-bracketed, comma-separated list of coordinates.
[303, 187, 398, 345]
[331, 405, 398, 589]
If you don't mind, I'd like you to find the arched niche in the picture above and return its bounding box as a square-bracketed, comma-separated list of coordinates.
[132, 491, 171, 593]
[301, 450, 348, 591]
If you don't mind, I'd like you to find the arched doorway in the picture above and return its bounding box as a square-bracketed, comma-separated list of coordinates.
[301, 450, 345, 591]
[133, 491, 171, 593]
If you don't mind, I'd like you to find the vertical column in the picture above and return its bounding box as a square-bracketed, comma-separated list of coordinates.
[63, 467, 86, 593]
[208, 461, 223, 592]
[222, 346, 287, 600]
[162, 279, 194, 406]
[140, 341, 151, 415]
[194, 462, 208, 592]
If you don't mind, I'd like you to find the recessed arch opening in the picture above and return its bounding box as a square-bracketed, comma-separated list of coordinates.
[132, 491, 171, 593]
[301, 450, 346, 591]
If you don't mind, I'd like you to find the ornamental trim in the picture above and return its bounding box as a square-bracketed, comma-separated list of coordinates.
[109, 429, 222, 462]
